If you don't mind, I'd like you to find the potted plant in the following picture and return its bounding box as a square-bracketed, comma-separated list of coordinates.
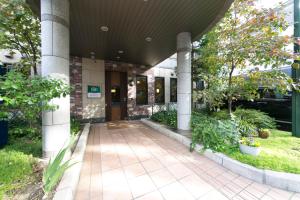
[239, 136, 261, 156]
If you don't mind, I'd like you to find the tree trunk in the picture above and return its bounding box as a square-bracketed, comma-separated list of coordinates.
[228, 97, 233, 114]
[33, 61, 37, 75]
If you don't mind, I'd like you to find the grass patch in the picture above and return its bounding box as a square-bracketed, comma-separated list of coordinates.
[223, 130, 300, 174]
[0, 138, 41, 199]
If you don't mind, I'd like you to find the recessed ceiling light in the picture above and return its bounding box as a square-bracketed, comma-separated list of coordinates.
[118, 50, 124, 54]
[100, 26, 109, 32]
[116, 56, 120, 59]
[145, 37, 152, 42]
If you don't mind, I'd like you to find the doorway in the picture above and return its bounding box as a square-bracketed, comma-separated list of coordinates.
[105, 71, 128, 121]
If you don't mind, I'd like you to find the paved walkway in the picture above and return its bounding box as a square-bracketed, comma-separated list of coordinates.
[75, 121, 300, 200]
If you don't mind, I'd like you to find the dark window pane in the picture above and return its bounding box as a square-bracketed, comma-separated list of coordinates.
[136, 75, 148, 105]
[155, 77, 165, 104]
[170, 78, 177, 102]
[111, 86, 120, 104]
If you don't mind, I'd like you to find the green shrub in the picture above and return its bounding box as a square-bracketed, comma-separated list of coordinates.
[0, 71, 70, 139]
[151, 110, 177, 129]
[191, 112, 240, 152]
[71, 118, 81, 135]
[233, 108, 276, 129]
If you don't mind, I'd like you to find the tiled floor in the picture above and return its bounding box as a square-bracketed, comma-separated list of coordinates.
[75, 121, 299, 200]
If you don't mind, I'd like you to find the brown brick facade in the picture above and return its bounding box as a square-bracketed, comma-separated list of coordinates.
[70, 56, 83, 119]
[70, 57, 156, 120]
[105, 60, 155, 119]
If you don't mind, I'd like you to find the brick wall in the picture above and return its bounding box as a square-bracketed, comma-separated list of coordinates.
[70, 56, 83, 119]
[105, 60, 155, 119]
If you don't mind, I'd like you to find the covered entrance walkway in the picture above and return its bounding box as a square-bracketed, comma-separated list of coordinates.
[75, 121, 297, 200]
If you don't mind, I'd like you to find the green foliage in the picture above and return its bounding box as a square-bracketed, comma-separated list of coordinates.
[43, 146, 74, 195]
[71, 118, 81, 136]
[223, 130, 300, 174]
[234, 108, 276, 130]
[0, 138, 41, 199]
[191, 112, 240, 152]
[151, 110, 177, 129]
[213, 108, 276, 131]
[193, 0, 297, 113]
[0, 0, 41, 74]
[0, 71, 70, 138]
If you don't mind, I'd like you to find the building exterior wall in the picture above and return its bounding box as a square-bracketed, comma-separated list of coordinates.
[70, 56, 176, 121]
[70, 57, 83, 118]
[154, 67, 177, 104]
[82, 58, 106, 121]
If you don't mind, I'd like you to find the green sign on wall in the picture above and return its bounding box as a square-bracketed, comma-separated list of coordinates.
[88, 85, 101, 98]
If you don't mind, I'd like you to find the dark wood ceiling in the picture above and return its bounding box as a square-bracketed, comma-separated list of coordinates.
[27, 0, 232, 66]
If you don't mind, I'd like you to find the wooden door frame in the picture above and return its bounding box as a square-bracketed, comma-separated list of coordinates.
[105, 71, 128, 121]
[105, 71, 112, 121]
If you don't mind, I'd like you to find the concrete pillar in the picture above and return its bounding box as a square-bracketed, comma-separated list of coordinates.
[293, 0, 300, 137]
[177, 32, 192, 131]
[41, 0, 70, 158]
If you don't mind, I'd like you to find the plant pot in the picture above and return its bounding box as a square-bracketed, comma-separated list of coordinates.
[239, 143, 261, 156]
[0, 120, 8, 148]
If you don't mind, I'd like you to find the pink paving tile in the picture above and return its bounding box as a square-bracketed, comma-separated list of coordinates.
[232, 176, 253, 188]
[149, 168, 176, 188]
[102, 182, 132, 200]
[206, 165, 228, 178]
[200, 190, 229, 200]
[135, 191, 164, 200]
[167, 163, 193, 179]
[238, 190, 258, 200]
[76, 122, 298, 200]
[102, 168, 127, 187]
[245, 183, 269, 199]
[266, 188, 294, 200]
[141, 158, 164, 173]
[179, 174, 214, 199]
[101, 158, 122, 172]
[123, 163, 146, 179]
[128, 174, 157, 198]
[159, 182, 194, 200]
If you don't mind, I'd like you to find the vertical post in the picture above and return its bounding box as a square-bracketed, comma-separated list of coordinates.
[293, 0, 300, 137]
[177, 32, 192, 131]
[41, 0, 71, 158]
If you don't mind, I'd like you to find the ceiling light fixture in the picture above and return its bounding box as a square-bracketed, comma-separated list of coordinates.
[100, 26, 109, 32]
[116, 56, 120, 59]
[145, 37, 152, 42]
[118, 50, 124, 54]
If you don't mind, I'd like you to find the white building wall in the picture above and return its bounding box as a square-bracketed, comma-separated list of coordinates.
[82, 58, 106, 120]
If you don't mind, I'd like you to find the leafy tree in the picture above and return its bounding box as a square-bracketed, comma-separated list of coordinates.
[0, 71, 70, 137]
[194, 0, 297, 114]
[0, 0, 40, 75]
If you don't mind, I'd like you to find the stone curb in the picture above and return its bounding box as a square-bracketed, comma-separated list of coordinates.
[140, 119, 300, 193]
[53, 123, 91, 200]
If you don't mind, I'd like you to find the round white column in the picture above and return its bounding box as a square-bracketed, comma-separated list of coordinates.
[177, 32, 192, 131]
[41, 0, 70, 158]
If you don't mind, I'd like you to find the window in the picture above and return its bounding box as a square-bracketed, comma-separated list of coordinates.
[136, 75, 148, 105]
[155, 77, 165, 104]
[111, 86, 120, 104]
[170, 78, 177, 102]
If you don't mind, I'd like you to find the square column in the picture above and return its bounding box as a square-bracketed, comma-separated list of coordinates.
[293, 0, 300, 137]
[177, 32, 192, 131]
[41, 0, 70, 158]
